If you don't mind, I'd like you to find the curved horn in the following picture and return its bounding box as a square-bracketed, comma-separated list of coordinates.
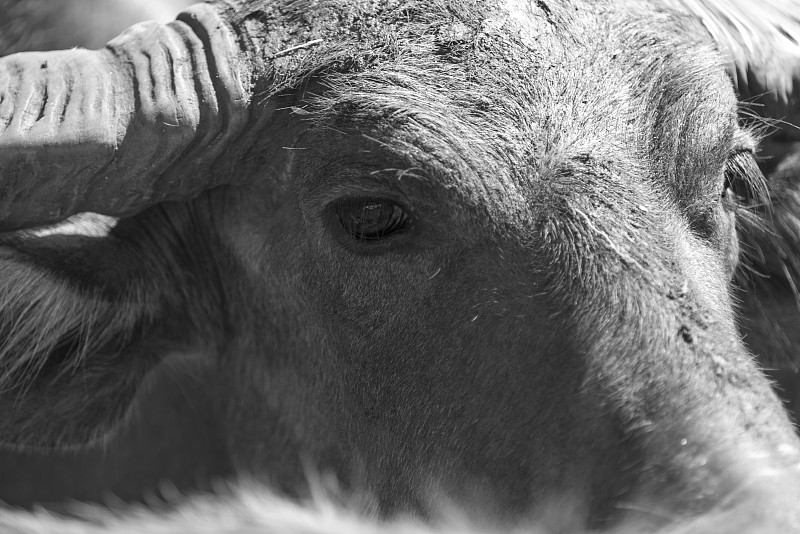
[0, 3, 252, 231]
[667, 0, 800, 131]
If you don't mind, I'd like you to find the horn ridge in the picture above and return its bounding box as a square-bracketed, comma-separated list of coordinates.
[100, 19, 210, 202]
[156, 4, 253, 194]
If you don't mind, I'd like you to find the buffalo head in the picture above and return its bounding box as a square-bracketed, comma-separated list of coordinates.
[1, 0, 799, 531]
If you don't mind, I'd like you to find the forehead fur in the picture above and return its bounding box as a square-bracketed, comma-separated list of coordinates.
[235, 0, 737, 228]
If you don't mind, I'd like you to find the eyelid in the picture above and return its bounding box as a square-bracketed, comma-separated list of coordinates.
[303, 175, 413, 214]
[727, 147, 755, 161]
[730, 128, 759, 156]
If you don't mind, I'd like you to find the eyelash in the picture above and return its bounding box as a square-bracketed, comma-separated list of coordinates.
[722, 151, 767, 207]
[333, 198, 413, 242]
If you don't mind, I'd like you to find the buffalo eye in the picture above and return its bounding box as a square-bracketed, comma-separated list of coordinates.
[335, 198, 412, 240]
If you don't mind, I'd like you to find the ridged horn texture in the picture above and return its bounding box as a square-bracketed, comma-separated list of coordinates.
[666, 0, 800, 135]
[0, 3, 251, 231]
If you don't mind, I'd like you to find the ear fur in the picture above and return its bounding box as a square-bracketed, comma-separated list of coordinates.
[0, 236, 163, 447]
[0, 201, 218, 448]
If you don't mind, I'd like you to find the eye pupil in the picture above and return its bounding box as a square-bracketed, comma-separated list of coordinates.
[337, 199, 410, 240]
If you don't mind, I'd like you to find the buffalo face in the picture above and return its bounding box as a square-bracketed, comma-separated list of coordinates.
[1, 0, 799, 530]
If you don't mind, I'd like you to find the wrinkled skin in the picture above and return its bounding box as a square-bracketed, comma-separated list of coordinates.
[1, 0, 800, 531]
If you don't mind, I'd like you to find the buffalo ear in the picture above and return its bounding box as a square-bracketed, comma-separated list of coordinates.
[668, 0, 800, 132]
[0, 234, 170, 449]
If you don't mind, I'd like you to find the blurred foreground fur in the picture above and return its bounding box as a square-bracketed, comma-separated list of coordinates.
[1, 461, 800, 534]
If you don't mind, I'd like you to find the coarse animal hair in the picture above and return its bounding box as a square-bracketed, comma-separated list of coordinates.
[2, 0, 800, 532]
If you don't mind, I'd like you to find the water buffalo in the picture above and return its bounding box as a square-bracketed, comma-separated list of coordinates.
[0, 0, 799, 532]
